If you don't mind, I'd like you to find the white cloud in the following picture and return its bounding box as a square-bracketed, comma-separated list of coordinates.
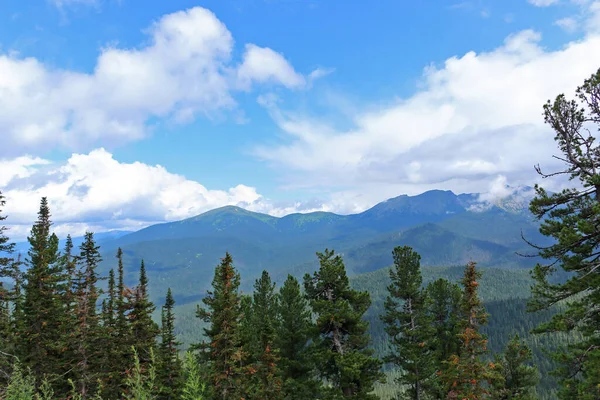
[528, 0, 560, 6]
[0, 6, 306, 157]
[237, 44, 305, 89]
[555, 17, 579, 32]
[0, 149, 331, 240]
[254, 27, 600, 206]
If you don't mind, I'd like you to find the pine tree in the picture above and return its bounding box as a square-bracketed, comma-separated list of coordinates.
[129, 260, 159, 368]
[443, 261, 498, 399]
[276, 274, 320, 400]
[492, 335, 539, 399]
[381, 246, 434, 400]
[72, 232, 104, 398]
[525, 67, 600, 399]
[304, 249, 384, 399]
[425, 278, 463, 398]
[248, 270, 282, 400]
[158, 288, 182, 400]
[20, 197, 62, 387]
[196, 252, 245, 400]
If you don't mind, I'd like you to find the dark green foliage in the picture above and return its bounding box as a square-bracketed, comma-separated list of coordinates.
[493, 335, 539, 399]
[426, 278, 462, 367]
[71, 232, 104, 397]
[527, 67, 600, 398]
[20, 197, 62, 387]
[0, 191, 16, 384]
[158, 288, 183, 400]
[247, 270, 282, 400]
[129, 260, 160, 365]
[381, 246, 434, 400]
[276, 274, 320, 400]
[443, 262, 498, 399]
[196, 252, 245, 400]
[304, 249, 384, 399]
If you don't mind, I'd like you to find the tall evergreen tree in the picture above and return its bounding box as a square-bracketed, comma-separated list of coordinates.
[55, 236, 80, 396]
[276, 274, 320, 400]
[443, 261, 497, 399]
[129, 260, 159, 366]
[72, 232, 104, 398]
[248, 270, 282, 400]
[158, 288, 182, 400]
[196, 252, 245, 400]
[0, 190, 15, 384]
[492, 335, 539, 400]
[20, 197, 62, 387]
[526, 67, 600, 399]
[381, 246, 434, 400]
[425, 278, 463, 399]
[304, 249, 384, 399]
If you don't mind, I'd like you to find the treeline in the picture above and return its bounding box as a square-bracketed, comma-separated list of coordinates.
[0, 196, 539, 399]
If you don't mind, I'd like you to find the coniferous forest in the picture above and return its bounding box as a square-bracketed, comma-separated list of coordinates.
[1, 69, 600, 399]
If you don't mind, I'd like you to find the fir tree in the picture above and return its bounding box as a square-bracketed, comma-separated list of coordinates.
[100, 268, 121, 399]
[443, 261, 498, 399]
[114, 247, 133, 375]
[248, 270, 282, 400]
[304, 249, 384, 399]
[158, 288, 182, 400]
[129, 260, 159, 366]
[72, 232, 104, 398]
[525, 67, 600, 399]
[0, 191, 16, 384]
[425, 278, 463, 398]
[492, 335, 539, 399]
[55, 236, 79, 396]
[196, 252, 245, 400]
[20, 197, 62, 387]
[276, 274, 320, 400]
[381, 246, 434, 400]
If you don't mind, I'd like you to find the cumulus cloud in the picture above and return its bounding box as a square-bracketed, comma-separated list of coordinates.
[253, 25, 600, 205]
[237, 44, 306, 89]
[0, 149, 337, 240]
[0, 6, 306, 157]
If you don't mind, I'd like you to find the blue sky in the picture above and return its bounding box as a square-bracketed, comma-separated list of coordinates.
[1, 0, 599, 239]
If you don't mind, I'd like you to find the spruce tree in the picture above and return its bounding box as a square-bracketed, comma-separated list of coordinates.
[443, 261, 497, 399]
[129, 260, 159, 366]
[381, 246, 434, 400]
[425, 278, 463, 398]
[196, 252, 245, 400]
[526, 67, 600, 398]
[0, 191, 16, 384]
[158, 288, 182, 400]
[276, 274, 320, 400]
[304, 249, 384, 399]
[20, 197, 62, 387]
[72, 232, 104, 398]
[55, 236, 79, 396]
[492, 335, 539, 399]
[100, 268, 121, 399]
[248, 270, 282, 400]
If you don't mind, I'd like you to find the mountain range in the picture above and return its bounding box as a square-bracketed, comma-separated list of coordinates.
[13, 187, 546, 306]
